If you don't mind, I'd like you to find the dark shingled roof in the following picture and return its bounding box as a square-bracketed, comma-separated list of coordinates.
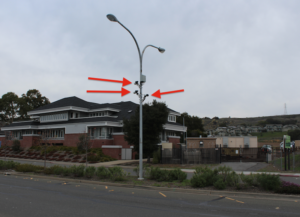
[31, 96, 92, 111]
[3, 97, 181, 129]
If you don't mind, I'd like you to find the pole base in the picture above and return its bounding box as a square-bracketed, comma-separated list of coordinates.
[137, 177, 144, 180]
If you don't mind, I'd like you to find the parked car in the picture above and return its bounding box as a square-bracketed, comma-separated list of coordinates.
[261, 145, 272, 153]
[280, 141, 295, 151]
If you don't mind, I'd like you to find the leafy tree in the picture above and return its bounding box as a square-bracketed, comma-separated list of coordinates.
[38, 130, 53, 170]
[190, 129, 207, 137]
[219, 122, 227, 127]
[123, 100, 169, 163]
[12, 139, 21, 152]
[18, 89, 50, 119]
[177, 112, 205, 138]
[287, 129, 300, 141]
[0, 92, 19, 123]
[77, 132, 92, 169]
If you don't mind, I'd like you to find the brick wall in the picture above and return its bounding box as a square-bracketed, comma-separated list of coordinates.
[102, 148, 121, 160]
[91, 139, 114, 148]
[21, 136, 41, 148]
[112, 135, 131, 148]
[168, 137, 181, 148]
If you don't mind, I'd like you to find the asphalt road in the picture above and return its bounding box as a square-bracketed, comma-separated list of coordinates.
[0, 175, 299, 217]
[5, 159, 300, 185]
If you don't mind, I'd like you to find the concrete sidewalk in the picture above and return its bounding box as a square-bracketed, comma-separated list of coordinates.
[0, 157, 144, 167]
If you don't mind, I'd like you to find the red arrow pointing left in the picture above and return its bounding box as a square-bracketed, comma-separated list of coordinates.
[87, 88, 130, 97]
[152, 89, 184, 98]
[88, 77, 131, 86]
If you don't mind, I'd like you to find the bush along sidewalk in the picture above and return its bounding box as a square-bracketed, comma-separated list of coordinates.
[1, 160, 300, 195]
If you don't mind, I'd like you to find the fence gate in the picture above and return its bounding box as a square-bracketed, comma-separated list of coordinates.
[121, 148, 132, 160]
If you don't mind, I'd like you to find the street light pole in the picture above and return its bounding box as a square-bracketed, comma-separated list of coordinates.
[106, 14, 165, 180]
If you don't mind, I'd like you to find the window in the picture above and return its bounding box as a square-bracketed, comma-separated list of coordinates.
[75, 113, 78, 118]
[168, 115, 176, 122]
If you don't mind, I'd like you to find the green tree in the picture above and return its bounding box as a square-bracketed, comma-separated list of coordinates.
[176, 112, 205, 138]
[219, 121, 227, 127]
[287, 129, 300, 141]
[0, 92, 19, 123]
[123, 100, 169, 163]
[18, 89, 50, 119]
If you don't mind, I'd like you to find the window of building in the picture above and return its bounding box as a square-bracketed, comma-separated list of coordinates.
[168, 115, 176, 122]
[75, 113, 78, 118]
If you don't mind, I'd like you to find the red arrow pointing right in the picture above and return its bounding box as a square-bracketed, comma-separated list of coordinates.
[88, 77, 132, 87]
[152, 89, 184, 98]
[87, 87, 130, 97]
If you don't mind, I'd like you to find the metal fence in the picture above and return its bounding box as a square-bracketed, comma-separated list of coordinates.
[161, 147, 272, 164]
[161, 148, 220, 164]
[269, 147, 300, 171]
[221, 148, 267, 163]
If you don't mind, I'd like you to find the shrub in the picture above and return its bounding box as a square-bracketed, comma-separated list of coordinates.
[62, 167, 71, 176]
[148, 167, 187, 182]
[190, 174, 207, 188]
[225, 171, 239, 187]
[168, 168, 187, 182]
[257, 174, 281, 191]
[95, 166, 109, 179]
[276, 181, 300, 194]
[87, 155, 100, 162]
[214, 178, 226, 190]
[53, 166, 64, 175]
[107, 166, 127, 181]
[15, 164, 44, 172]
[240, 173, 259, 187]
[12, 140, 21, 152]
[42, 165, 64, 175]
[84, 166, 96, 178]
[0, 160, 20, 170]
[152, 151, 159, 164]
[70, 165, 85, 177]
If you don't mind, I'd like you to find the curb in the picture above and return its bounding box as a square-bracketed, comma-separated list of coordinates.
[7, 172, 300, 201]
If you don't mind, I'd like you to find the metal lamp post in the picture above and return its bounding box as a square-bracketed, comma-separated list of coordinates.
[106, 14, 165, 180]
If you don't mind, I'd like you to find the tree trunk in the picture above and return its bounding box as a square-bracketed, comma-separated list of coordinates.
[147, 155, 150, 163]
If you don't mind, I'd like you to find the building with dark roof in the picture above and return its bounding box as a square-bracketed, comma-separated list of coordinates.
[0, 96, 186, 159]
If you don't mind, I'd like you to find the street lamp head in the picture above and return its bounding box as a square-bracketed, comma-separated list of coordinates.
[106, 14, 118, 22]
[158, 47, 165, 53]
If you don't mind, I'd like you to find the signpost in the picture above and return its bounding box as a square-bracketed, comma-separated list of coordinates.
[283, 135, 291, 170]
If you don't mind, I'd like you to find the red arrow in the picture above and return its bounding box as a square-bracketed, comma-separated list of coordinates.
[152, 89, 184, 99]
[87, 88, 130, 97]
[88, 77, 131, 87]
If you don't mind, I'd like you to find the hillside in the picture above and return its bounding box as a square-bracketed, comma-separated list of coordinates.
[203, 114, 300, 130]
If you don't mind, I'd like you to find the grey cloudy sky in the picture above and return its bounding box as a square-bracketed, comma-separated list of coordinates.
[1, 0, 300, 118]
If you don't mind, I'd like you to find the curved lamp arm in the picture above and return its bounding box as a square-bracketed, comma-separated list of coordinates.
[107, 14, 165, 75]
[141, 45, 165, 62]
[117, 21, 143, 74]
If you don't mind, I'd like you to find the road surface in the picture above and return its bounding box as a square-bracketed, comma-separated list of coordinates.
[0, 174, 299, 217]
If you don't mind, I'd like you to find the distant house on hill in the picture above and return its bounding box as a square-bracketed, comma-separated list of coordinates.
[265, 124, 283, 132]
[282, 125, 299, 132]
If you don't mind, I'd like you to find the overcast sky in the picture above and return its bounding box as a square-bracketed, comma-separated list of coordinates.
[1, 0, 299, 118]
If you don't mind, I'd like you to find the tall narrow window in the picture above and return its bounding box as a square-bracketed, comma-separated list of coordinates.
[75, 113, 78, 118]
